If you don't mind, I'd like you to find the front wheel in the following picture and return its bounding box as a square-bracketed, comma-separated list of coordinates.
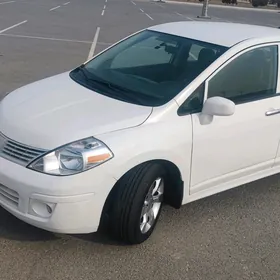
[109, 163, 166, 244]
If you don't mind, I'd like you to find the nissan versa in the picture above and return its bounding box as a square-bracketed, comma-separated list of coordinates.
[1, 21, 280, 244]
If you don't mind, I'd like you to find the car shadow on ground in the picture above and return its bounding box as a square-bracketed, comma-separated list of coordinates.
[0, 208, 59, 242]
[72, 232, 129, 246]
[0, 204, 129, 245]
[0, 205, 127, 245]
[1, 173, 280, 244]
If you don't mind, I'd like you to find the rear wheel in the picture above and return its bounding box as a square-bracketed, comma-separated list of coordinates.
[109, 163, 165, 244]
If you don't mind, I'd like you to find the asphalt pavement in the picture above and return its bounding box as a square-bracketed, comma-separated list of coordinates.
[1, 0, 280, 279]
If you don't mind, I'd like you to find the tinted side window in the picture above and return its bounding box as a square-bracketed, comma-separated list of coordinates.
[207, 45, 278, 104]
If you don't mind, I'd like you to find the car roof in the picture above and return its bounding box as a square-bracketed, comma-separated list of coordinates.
[148, 21, 280, 47]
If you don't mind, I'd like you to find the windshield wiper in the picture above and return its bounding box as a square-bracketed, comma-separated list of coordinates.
[76, 65, 89, 80]
[75, 66, 147, 106]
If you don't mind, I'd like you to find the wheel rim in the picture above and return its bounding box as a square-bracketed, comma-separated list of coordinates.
[140, 177, 164, 234]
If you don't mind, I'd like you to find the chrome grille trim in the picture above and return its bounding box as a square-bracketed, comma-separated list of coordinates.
[0, 133, 47, 166]
[0, 184, 19, 207]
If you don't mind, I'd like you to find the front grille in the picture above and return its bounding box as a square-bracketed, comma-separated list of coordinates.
[0, 133, 46, 166]
[0, 184, 19, 208]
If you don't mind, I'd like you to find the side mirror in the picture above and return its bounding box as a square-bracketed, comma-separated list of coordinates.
[199, 96, 235, 125]
[202, 96, 235, 116]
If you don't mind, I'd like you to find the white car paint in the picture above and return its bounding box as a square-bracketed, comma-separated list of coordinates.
[0, 73, 152, 149]
[1, 22, 280, 235]
[149, 21, 280, 48]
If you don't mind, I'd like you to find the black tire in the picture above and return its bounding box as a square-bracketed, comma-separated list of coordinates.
[109, 162, 166, 244]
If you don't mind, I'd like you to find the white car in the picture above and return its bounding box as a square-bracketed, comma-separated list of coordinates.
[1, 21, 280, 244]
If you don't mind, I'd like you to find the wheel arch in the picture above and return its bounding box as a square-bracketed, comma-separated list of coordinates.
[99, 159, 184, 231]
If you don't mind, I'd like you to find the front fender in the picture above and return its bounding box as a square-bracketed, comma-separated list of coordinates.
[97, 117, 192, 195]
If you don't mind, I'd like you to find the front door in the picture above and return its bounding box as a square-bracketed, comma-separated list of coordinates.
[190, 44, 280, 195]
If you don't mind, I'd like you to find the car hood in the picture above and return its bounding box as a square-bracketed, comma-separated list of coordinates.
[0, 72, 152, 149]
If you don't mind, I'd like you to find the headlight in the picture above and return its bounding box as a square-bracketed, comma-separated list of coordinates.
[28, 137, 113, 176]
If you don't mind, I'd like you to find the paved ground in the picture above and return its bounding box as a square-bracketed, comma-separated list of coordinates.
[1, 0, 280, 279]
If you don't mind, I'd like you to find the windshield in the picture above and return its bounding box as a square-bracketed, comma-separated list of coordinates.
[70, 30, 228, 107]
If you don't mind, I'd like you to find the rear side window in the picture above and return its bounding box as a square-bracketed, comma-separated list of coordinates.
[207, 45, 278, 104]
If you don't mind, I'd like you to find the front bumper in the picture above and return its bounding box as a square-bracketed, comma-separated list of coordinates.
[0, 157, 117, 234]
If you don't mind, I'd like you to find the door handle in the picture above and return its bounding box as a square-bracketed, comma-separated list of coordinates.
[265, 108, 280, 116]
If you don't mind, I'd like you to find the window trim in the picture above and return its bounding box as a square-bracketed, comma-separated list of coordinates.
[204, 43, 280, 104]
[177, 42, 280, 116]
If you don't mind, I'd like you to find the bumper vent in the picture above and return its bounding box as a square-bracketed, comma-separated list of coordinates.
[0, 184, 19, 208]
